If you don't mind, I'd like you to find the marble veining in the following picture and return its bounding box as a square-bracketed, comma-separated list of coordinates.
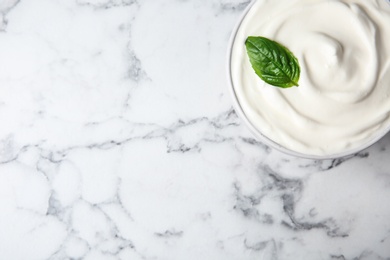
[0, 0, 390, 259]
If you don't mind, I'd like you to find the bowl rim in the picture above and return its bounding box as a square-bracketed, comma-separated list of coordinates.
[226, 0, 390, 160]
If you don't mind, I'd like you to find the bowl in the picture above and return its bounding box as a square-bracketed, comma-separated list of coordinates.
[227, 0, 390, 160]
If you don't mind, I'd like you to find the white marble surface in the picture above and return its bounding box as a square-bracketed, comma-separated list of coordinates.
[0, 0, 390, 259]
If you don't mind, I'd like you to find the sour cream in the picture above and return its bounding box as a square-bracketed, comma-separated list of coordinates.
[230, 0, 390, 157]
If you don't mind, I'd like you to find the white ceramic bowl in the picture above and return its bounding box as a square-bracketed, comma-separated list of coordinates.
[227, 0, 390, 160]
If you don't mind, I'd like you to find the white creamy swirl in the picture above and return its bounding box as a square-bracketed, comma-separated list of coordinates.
[231, 0, 390, 156]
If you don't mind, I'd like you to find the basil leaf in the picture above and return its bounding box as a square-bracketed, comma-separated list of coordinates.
[245, 36, 300, 88]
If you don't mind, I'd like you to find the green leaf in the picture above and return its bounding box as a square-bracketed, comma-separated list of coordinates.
[245, 36, 300, 88]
